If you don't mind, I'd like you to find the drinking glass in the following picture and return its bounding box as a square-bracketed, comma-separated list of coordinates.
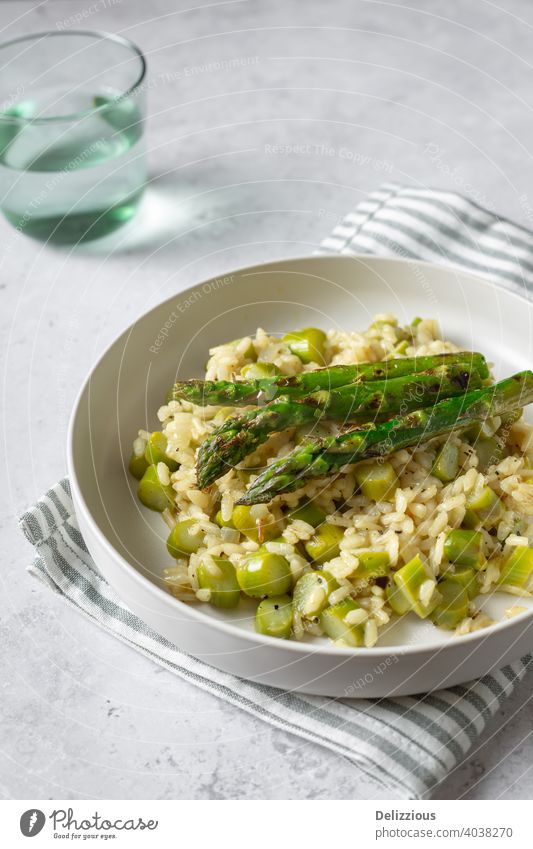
[0, 30, 147, 243]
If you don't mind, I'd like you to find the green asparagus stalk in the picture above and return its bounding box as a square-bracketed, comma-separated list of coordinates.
[237, 371, 533, 504]
[169, 352, 488, 407]
[196, 363, 483, 488]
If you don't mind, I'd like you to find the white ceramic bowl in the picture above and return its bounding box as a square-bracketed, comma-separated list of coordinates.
[68, 255, 533, 696]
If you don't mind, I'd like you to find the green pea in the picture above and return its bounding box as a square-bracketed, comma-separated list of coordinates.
[292, 570, 339, 618]
[432, 442, 460, 483]
[282, 327, 327, 364]
[255, 595, 293, 638]
[231, 505, 279, 543]
[137, 465, 175, 512]
[290, 500, 326, 528]
[167, 519, 204, 558]
[444, 529, 484, 569]
[304, 523, 344, 565]
[319, 599, 365, 647]
[240, 361, 281, 379]
[128, 451, 148, 480]
[431, 580, 469, 630]
[144, 432, 178, 471]
[236, 550, 292, 598]
[197, 557, 240, 608]
[354, 460, 398, 502]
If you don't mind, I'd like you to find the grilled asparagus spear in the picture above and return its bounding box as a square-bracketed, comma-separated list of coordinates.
[169, 352, 488, 407]
[237, 371, 533, 504]
[196, 363, 483, 488]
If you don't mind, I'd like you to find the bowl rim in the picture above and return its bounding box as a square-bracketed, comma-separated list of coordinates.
[67, 252, 533, 657]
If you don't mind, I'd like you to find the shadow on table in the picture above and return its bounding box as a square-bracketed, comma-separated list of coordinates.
[73, 171, 217, 258]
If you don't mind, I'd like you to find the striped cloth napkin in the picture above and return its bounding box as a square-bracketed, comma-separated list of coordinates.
[20, 183, 533, 800]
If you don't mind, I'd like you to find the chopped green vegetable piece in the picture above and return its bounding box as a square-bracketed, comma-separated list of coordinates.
[197, 557, 240, 608]
[386, 580, 411, 615]
[304, 523, 344, 565]
[394, 340, 409, 355]
[479, 416, 502, 438]
[474, 436, 502, 472]
[444, 529, 484, 569]
[255, 595, 293, 638]
[393, 555, 441, 618]
[240, 361, 281, 379]
[431, 580, 469, 629]
[462, 508, 481, 530]
[292, 570, 339, 617]
[498, 545, 533, 590]
[465, 484, 503, 529]
[290, 500, 326, 528]
[128, 451, 148, 480]
[411, 316, 422, 327]
[354, 459, 398, 502]
[236, 550, 292, 597]
[465, 415, 503, 441]
[215, 509, 236, 529]
[144, 432, 178, 471]
[167, 519, 204, 558]
[137, 464, 175, 512]
[231, 505, 279, 542]
[445, 565, 479, 599]
[352, 551, 391, 579]
[319, 599, 365, 647]
[432, 442, 459, 482]
[282, 327, 327, 364]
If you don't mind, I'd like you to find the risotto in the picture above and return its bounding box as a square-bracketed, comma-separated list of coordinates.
[128, 315, 533, 647]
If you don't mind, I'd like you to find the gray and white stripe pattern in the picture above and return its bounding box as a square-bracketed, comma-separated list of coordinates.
[19, 186, 533, 799]
[321, 182, 533, 298]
